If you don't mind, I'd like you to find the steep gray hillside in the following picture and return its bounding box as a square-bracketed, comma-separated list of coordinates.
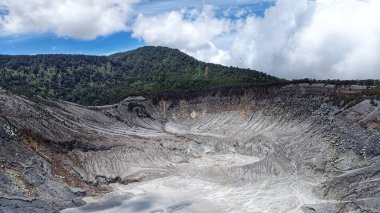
[0, 84, 379, 213]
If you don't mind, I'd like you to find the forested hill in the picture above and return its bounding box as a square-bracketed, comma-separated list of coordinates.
[0, 46, 279, 105]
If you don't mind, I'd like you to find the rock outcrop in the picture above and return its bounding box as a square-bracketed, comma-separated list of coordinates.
[0, 85, 379, 213]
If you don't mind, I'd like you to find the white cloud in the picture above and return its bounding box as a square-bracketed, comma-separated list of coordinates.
[0, 0, 140, 40]
[231, 0, 380, 79]
[132, 0, 380, 79]
[132, 6, 232, 64]
[1, 0, 379, 79]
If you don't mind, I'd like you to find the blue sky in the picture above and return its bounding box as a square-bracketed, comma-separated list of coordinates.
[0, 32, 143, 55]
[0, 0, 379, 79]
[135, 0, 274, 17]
[0, 0, 274, 55]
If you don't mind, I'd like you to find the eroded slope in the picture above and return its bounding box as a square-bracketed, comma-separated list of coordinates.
[0, 85, 379, 213]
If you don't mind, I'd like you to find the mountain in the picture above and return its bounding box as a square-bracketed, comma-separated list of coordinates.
[1, 84, 379, 212]
[1, 46, 380, 212]
[0, 46, 279, 105]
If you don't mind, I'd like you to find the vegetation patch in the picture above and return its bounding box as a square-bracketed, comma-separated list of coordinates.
[0, 46, 278, 105]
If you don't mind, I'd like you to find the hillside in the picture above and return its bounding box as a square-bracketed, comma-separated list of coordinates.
[0, 46, 279, 105]
[1, 85, 379, 212]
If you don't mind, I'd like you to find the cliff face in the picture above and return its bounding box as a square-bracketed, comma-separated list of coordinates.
[0, 85, 379, 213]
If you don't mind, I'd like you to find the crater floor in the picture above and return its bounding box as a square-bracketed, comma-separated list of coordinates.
[1, 86, 379, 213]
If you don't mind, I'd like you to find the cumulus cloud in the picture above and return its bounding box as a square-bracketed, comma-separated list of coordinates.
[1, 0, 379, 79]
[132, 6, 232, 64]
[132, 0, 380, 79]
[0, 0, 140, 40]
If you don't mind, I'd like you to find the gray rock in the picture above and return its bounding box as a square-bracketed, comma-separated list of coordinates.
[0, 86, 379, 212]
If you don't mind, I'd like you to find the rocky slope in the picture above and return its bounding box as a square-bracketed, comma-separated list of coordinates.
[0, 84, 379, 213]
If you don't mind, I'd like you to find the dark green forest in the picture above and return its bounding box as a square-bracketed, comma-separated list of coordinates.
[0, 46, 279, 105]
[1, 46, 379, 106]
